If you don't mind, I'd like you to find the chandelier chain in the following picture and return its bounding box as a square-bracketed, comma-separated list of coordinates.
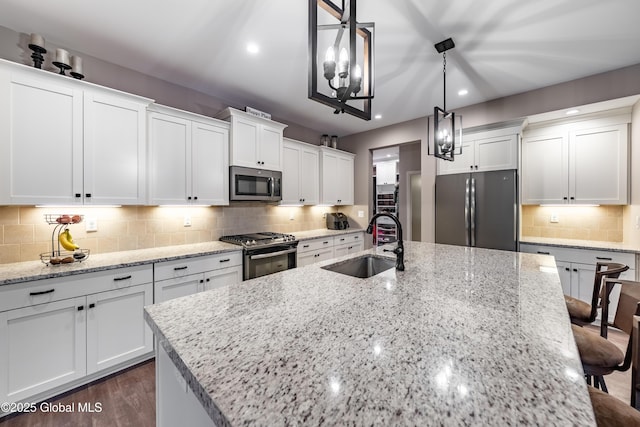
[443, 52, 447, 112]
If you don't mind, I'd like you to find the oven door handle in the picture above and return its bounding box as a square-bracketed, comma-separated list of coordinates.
[249, 248, 297, 260]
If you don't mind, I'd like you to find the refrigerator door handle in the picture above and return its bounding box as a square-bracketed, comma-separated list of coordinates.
[464, 178, 470, 246]
[470, 177, 476, 247]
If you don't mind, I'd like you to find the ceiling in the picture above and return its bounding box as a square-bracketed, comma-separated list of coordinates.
[2, 0, 640, 137]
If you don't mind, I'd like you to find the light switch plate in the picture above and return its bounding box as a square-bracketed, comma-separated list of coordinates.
[550, 213, 559, 223]
[183, 216, 192, 227]
[358, 210, 364, 218]
[85, 217, 98, 232]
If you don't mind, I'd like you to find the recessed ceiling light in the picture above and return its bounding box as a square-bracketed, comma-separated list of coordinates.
[246, 43, 259, 54]
[458, 89, 468, 96]
[374, 114, 382, 119]
[566, 109, 580, 115]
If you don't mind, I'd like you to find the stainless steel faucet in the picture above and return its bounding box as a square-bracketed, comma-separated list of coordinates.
[366, 213, 405, 271]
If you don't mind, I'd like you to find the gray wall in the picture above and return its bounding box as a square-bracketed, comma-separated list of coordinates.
[340, 63, 640, 243]
[0, 25, 321, 143]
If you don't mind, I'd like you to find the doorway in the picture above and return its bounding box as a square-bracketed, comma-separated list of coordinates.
[407, 171, 422, 241]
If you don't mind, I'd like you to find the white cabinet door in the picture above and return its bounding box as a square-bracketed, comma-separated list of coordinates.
[282, 139, 319, 205]
[204, 266, 242, 291]
[155, 274, 204, 303]
[336, 154, 354, 205]
[376, 161, 397, 185]
[570, 124, 628, 204]
[83, 90, 147, 205]
[320, 147, 355, 205]
[436, 140, 473, 175]
[148, 113, 190, 205]
[297, 248, 334, 267]
[86, 283, 153, 375]
[556, 261, 572, 296]
[282, 142, 301, 205]
[573, 263, 596, 304]
[300, 145, 319, 205]
[191, 120, 229, 205]
[320, 150, 339, 204]
[231, 117, 260, 168]
[475, 134, 518, 172]
[0, 72, 83, 205]
[521, 133, 568, 204]
[0, 297, 86, 403]
[259, 125, 283, 171]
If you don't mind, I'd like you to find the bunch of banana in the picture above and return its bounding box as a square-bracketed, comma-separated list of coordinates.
[59, 229, 79, 251]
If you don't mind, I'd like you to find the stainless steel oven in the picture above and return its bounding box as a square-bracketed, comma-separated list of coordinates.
[220, 232, 298, 280]
[230, 166, 282, 202]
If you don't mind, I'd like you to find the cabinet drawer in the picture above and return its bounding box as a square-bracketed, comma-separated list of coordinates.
[520, 243, 635, 268]
[0, 264, 153, 313]
[154, 252, 242, 282]
[333, 233, 363, 246]
[297, 237, 334, 253]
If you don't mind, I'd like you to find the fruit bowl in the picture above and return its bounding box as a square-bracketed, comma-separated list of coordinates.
[40, 249, 90, 266]
[44, 214, 83, 225]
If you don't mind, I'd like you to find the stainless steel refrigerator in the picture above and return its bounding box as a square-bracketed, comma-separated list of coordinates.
[435, 169, 518, 251]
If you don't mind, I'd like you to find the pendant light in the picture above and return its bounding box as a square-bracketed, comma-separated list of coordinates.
[308, 0, 374, 120]
[428, 38, 462, 161]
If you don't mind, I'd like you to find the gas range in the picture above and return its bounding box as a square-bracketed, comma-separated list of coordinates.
[220, 232, 298, 280]
[220, 232, 297, 249]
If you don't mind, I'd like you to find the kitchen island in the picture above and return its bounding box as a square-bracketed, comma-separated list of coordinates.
[144, 241, 595, 426]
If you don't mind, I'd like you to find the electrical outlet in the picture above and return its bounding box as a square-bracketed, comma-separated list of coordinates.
[183, 216, 192, 227]
[636, 216, 640, 230]
[289, 211, 295, 221]
[85, 217, 98, 232]
[358, 210, 364, 218]
[550, 213, 559, 223]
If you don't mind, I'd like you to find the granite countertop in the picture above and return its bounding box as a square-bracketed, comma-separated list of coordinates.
[520, 236, 640, 254]
[0, 229, 365, 286]
[0, 241, 241, 286]
[144, 242, 595, 426]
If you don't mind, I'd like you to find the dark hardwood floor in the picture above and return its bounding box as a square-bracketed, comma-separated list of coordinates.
[0, 360, 155, 427]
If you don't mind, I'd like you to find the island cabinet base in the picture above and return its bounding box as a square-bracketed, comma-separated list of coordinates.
[156, 341, 215, 427]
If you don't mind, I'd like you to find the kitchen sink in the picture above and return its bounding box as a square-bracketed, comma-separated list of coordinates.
[321, 255, 396, 279]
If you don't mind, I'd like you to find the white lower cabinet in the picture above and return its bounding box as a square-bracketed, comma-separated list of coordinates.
[86, 283, 153, 374]
[0, 265, 153, 407]
[520, 243, 636, 322]
[154, 252, 243, 303]
[333, 233, 365, 258]
[297, 237, 334, 267]
[297, 233, 365, 267]
[0, 297, 86, 403]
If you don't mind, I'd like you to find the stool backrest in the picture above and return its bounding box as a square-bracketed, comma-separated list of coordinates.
[591, 262, 629, 322]
[603, 279, 640, 372]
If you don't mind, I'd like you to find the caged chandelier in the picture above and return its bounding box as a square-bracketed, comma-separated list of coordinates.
[308, 0, 374, 120]
[429, 37, 462, 161]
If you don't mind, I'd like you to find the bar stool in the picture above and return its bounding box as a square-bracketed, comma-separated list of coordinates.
[564, 262, 628, 329]
[572, 279, 640, 392]
[632, 314, 640, 409]
[588, 385, 640, 426]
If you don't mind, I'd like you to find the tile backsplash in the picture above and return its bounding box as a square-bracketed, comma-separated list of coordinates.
[521, 205, 623, 242]
[0, 204, 343, 264]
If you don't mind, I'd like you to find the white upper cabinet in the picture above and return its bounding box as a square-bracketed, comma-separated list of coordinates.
[148, 105, 229, 205]
[437, 126, 519, 175]
[216, 107, 287, 171]
[522, 111, 629, 205]
[282, 138, 319, 205]
[0, 59, 152, 205]
[376, 161, 397, 185]
[320, 146, 354, 205]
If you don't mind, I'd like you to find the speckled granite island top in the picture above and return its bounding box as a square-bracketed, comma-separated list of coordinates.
[144, 242, 595, 426]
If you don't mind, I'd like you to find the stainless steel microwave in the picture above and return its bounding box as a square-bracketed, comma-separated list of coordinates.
[229, 166, 282, 202]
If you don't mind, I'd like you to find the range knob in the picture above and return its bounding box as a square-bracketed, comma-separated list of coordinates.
[250, 240, 257, 245]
